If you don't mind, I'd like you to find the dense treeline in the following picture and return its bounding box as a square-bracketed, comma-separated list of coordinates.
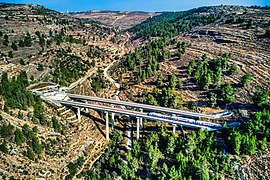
[143, 86, 182, 109]
[112, 38, 186, 109]
[0, 71, 35, 111]
[91, 69, 110, 93]
[187, 53, 231, 90]
[226, 110, 270, 155]
[186, 53, 242, 105]
[129, 7, 222, 40]
[0, 120, 61, 160]
[81, 111, 269, 180]
[0, 71, 59, 127]
[0, 113, 62, 160]
[52, 50, 91, 86]
[115, 38, 185, 88]
[0, 123, 44, 160]
[86, 45, 105, 59]
[75, 130, 124, 179]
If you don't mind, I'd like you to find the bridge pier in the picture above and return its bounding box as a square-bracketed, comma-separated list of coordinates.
[127, 115, 130, 123]
[77, 107, 81, 122]
[172, 124, 176, 134]
[180, 125, 186, 139]
[172, 114, 176, 134]
[136, 117, 140, 140]
[85, 101, 89, 113]
[140, 108, 143, 129]
[105, 111, 109, 140]
[111, 112, 115, 129]
[111, 105, 115, 129]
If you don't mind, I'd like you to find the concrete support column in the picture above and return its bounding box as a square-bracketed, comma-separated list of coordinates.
[139, 108, 143, 129]
[111, 105, 115, 129]
[105, 111, 109, 140]
[180, 125, 186, 139]
[172, 124, 176, 134]
[127, 115, 130, 123]
[111, 112, 115, 130]
[136, 117, 140, 140]
[77, 107, 81, 122]
[83, 101, 89, 113]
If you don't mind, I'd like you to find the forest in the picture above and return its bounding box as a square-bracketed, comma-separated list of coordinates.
[107, 14, 270, 178]
[51, 49, 91, 86]
[0, 71, 35, 111]
[128, 7, 222, 40]
[0, 71, 62, 160]
[73, 105, 269, 180]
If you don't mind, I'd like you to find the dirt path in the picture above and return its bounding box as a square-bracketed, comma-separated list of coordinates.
[67, 67, 97, 91]
[111, 14, 126, 26]
[103, 32, 133, 151]
[75, 138, 108, 176]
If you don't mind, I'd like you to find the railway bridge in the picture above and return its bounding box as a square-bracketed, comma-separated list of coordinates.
[36, 90, 237, 140]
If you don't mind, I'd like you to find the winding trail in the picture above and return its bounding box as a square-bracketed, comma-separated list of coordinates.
[103, 32, 132, 151]
[67, 67, 97, 91]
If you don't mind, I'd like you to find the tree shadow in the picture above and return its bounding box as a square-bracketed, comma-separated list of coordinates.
[168, 56, 179, 62]
[76, 110, 127, 139]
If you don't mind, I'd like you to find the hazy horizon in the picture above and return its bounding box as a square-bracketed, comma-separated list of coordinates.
[1, 0, 269, 12]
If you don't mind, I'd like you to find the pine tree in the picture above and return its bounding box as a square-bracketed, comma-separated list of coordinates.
[18, 39, 25, 47]
[239, 73, 252, 87]
[158, 163, 168, 180]
[24, 33, 32, 47]
[209, 92, 217, 107]
[0, 142, 8, 153]
[52, 116, 61, 133]
[32, 136, 43, 154]
[8, 51, 13, 58]
[253, 89, 269, 108]
[15, 128, 25, 145]
[26, 148, 34, 160]
[177, 80, 183, 89]
[158, 73, 164, 86]
[261, 137, 267, 150]
[11, 42, 18, 51]
[228, 63, 237, 75]
[220, 83, 235, 104]
[168, 72, 176, 89]
[166, 135, 176, 155]
[137, 76, 141, 85]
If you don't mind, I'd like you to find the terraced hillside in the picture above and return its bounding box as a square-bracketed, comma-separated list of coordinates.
[99, 6, 270, 180]
[0, 3, 129, 179]
[70, 10, 156, 30]
[0, 3, 270, 179]
[0, 3, 122, 80]
[114, 5, 270, 112]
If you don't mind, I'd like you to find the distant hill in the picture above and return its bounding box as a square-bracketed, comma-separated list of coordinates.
[70, 10, 156, 29]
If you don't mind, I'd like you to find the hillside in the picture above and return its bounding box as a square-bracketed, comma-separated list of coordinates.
[70, 10, 156, 30]
[116, 5, 270, 111]
[0, 3, 129, 179]
[0, 3, 270, 180]
[105, 5, 270, 179]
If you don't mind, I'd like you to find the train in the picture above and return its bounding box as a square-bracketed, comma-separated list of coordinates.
[148, 112, 222, 128]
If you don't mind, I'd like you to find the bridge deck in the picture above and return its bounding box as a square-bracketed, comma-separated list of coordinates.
[57, 99, 221, 131]
[67, 93, 227, 119]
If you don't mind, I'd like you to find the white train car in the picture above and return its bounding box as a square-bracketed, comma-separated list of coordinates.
[148, 112, 222, 128]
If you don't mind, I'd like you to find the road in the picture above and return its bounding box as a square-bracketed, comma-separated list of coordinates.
[66, 67, 97, 91]
[66, 93, 229, 119]
[55, 99, 220, 131]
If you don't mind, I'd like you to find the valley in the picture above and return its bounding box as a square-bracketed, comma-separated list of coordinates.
[0, 3, 269, 180]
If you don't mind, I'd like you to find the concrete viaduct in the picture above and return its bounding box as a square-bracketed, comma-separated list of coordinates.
[40, 92, 235, 140]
